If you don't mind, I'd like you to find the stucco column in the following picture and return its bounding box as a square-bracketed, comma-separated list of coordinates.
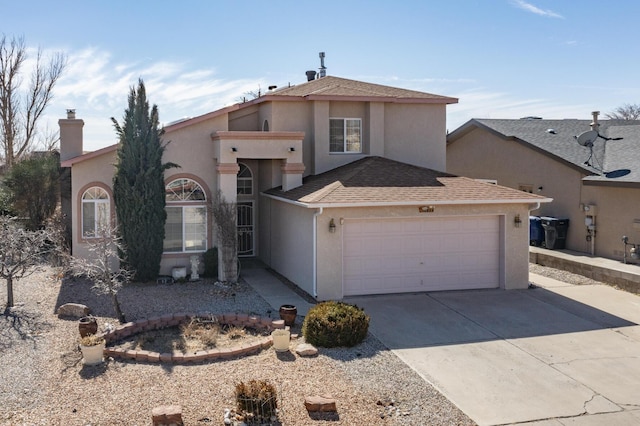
[367, 102, 384, 156]
[216, 162, 239, 201]
[281, 162, 305, 191]
[215, 161, 239, 282]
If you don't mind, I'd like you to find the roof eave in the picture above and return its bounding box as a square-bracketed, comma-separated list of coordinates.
[60, 144, 117, 167]
[261, 192, 553, 208]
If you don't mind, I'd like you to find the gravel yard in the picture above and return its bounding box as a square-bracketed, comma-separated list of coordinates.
[1, 266, 475, 426]
[1, 262, 612, 425]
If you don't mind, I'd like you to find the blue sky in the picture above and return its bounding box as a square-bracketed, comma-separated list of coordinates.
[4, 0, 640, 151]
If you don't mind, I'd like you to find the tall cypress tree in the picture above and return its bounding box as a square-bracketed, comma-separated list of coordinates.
[112, 80, 177, 281]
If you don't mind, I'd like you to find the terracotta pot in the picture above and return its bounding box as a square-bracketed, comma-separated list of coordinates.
[78, 316, 98, 338]
[279, 305, 297, 327]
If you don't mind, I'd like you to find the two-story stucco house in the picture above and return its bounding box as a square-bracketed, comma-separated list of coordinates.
[60, 75, 549, 300]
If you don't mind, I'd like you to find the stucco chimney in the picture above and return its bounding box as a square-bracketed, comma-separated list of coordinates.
[59, 109, 84, 162]
[590, 111, 600, 132]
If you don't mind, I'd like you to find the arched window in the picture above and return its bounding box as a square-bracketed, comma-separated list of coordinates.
[262, 119, 269, 131]
[237, 163, 253, 195]
[82, 187, 110, 237]
[164, 178, 207, 253]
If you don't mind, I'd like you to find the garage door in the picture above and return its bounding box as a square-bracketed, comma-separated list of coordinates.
[343, 216, 501, 296]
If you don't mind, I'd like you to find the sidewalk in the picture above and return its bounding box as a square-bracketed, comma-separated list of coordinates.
[241, 263, 315, 317]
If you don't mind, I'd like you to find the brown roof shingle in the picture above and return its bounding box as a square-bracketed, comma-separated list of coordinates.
[264, 157, 549, 206]
[270, 76, 458, 104]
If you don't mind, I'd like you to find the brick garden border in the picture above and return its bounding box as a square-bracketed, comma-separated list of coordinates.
[98, 313, 286, 364]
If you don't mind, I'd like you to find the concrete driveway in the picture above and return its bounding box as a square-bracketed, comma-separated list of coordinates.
[348, 274, 640, 426]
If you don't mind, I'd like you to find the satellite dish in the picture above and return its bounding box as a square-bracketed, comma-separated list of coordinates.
[575, 130, 598, 147]
[604, 169, 631, 179]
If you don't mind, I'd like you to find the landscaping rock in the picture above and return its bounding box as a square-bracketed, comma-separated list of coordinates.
[304, 395, 337, 412]
[56, 303, 90, 318]
[152, 404, 183, 425]
[295, 343, 318, 357]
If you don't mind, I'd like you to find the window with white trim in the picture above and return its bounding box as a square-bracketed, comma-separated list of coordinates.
[237, 163, 253, 195]
[82, 187, 110, 238]
[330, 118, 362, 153]
[164, 178, 207, 253]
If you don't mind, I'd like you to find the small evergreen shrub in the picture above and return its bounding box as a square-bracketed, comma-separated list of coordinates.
[203, 247, 218, 278]
[302, 301, 369, 348]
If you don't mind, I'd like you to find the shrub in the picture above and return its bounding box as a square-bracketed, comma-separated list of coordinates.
[79, 334, 105, 347]
[302, 301, 369, 348]
[235, 379, 278, 422]
[203, 247, 218, 278]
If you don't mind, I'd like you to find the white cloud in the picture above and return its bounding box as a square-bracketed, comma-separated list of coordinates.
[510, 0, 564, 19]
[41, 46, 266, 151]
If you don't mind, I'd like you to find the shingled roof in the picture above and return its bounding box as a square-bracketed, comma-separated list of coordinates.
[264, 156, 549, 207]
[448, 118, 640, 184]
[269, 76, 458, 104]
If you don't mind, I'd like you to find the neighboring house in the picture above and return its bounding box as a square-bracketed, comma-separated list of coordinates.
[447, 113, 640, 262]
[60, 75, 549, 300]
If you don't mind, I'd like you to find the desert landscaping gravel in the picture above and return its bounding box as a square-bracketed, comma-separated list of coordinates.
[1, 266, 475, 426]
[1, 262, 608, 425]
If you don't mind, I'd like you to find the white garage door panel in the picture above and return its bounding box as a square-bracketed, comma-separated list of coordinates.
[343, 216, 500, 295]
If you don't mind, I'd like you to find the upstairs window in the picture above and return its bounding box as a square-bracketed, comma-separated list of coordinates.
[164, 178, 207, 253]
[330, 118, 362, 153]
[82, 187, 110, 238]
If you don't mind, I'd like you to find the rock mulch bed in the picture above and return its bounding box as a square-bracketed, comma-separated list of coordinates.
[1, 267, 476, 425]
[102, 313, 284, 363]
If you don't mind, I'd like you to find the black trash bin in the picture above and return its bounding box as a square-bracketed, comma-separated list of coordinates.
[540, 217, 570, 249]
[529, 216, 544, 246]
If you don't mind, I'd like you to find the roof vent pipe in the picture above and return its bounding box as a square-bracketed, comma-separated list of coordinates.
[319, 51, 326, 78]
[306, 70, 317, 81]
[590, 111, 600, 131]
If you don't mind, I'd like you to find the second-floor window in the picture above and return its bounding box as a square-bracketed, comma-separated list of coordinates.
[330, 118, 362, 153]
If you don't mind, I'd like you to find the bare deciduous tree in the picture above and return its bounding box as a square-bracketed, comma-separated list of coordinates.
[70, 225, 133, 324]
[0, 34, 66, 168]
[0, 216, 53, 310]
[605, 103, 640, 120]
[211, 190, 238, 284]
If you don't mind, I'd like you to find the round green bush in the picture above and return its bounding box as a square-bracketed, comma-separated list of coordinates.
[302, 301, 369, 348]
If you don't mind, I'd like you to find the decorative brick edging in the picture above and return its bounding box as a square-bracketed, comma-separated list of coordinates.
[99, 313, 286, 364]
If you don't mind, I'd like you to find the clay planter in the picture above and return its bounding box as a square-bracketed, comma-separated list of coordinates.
[279, 305, 297, 327]
[78, 316, 98, 338]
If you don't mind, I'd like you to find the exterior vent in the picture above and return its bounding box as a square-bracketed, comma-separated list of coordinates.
[306, 70, 317, 81]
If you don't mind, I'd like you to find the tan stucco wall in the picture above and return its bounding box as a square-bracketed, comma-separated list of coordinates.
[447, 128, 588, 252]
[69, 151, 117, 261]
[262, 198, 316, 296]
[385, 103, 447, 172]
[71, 114, 230, 275]
[229, 105, 259, 131]
[267, 100, 448, 176]
[581, 184, 640, 260]
[263, 199, 532, 300]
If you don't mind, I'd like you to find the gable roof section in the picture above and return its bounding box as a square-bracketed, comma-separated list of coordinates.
[166, 76, 456, 134]
[266, 76, 458, 104]
[264, 156, 550, 207]
[448, 118, 640, 184]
